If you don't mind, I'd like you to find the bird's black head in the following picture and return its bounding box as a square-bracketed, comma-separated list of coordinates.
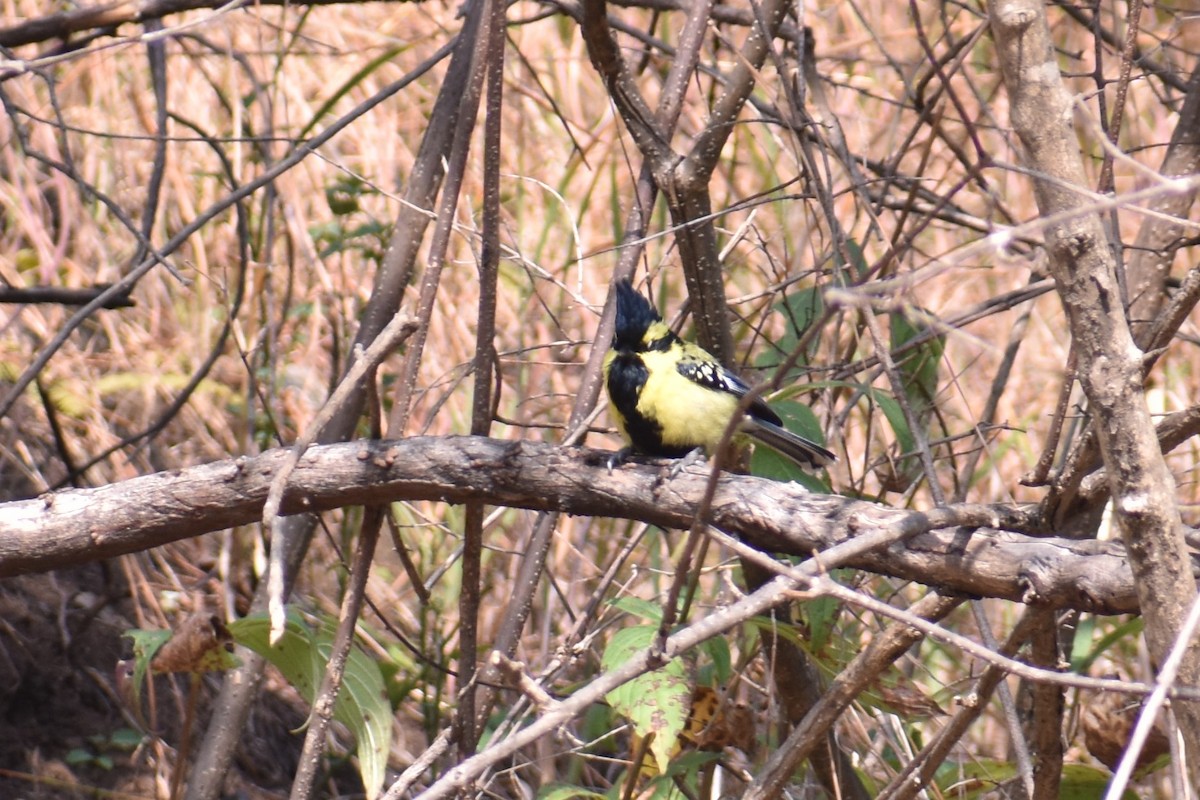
[613, 279, 661, 352]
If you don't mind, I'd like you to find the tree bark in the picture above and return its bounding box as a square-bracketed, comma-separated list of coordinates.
[988, 0, 1200, 777]
[1, 435, 1183, 615]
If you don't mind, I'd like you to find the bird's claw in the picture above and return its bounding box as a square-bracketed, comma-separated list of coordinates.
[667, 447, 707, 479]
[607, 447, 633, 474]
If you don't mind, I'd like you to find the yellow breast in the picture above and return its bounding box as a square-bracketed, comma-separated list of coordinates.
[635, 349, 740, 453]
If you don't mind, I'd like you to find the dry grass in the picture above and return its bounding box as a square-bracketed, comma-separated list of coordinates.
[1, 0, 1199, 796]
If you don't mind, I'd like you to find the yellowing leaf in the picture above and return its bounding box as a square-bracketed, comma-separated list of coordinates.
[602, 625, 692, 773]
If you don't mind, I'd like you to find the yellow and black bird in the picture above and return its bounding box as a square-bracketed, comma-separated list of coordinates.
[602, 279, 835, 469]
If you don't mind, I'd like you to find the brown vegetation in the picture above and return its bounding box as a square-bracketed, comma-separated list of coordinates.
[1, 0, 1199, 797]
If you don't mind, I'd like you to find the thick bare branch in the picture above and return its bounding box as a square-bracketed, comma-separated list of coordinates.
[0, 0, 407, 50]
[0, 435, 1177, 615]
[577, 0, 674, 167]
[988, 0, 1200, 773]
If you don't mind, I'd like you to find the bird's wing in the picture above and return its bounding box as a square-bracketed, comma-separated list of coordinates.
[675, 350, 783, 426]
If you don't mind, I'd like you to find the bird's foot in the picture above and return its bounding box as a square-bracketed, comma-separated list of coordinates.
[667, 447, 707, 479]
[606, 446, 634, 473]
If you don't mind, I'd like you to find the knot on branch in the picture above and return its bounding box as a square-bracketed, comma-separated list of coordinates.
[1017, 548, 1131, 613]
[1051, 227, 1091, 260]
[998, 6, 1036, 31]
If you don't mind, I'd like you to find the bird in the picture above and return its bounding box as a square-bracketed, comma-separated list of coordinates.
[602, 278, 835, 470]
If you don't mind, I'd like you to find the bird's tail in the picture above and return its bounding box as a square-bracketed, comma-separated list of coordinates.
[742, 417, 836, 469]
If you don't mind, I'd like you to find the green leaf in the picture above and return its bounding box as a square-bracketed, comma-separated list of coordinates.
[296, 45, 412, 142]
[799, 591, 841, 656]
[832, 239, 869, 282]
[750, 446, 831, 490]
[108, 728, 144, 751]
[744, 615, 806, 648]
[325, 175, 369, 216]
[635, 770, 696, 800]
[753, 285, 828, 385]
[1059, 764, 1139, 800]
[933, 761, 1137, 800]
[756, 287, 824, 374]
[124, 628, 172, 710]
[889, 309, 943, 427]
[42, 380, 89, 419]
[1068, 616, 1096, 673]
[15, 248, 39, 273]
[229, 612, 391, 800]
[608, 597, 665, 624]
[602, 626, 692, 773]
[748, 399, 833, 488]
[697, 636, 732, 687]
[775, 378, 929, 476]
[768, 399, 827, 443]
[873, 392, 917, 462]
[1071, 616, 1143, 673]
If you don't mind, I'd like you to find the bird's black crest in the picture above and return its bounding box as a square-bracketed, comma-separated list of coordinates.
[613, 279, 661, 351]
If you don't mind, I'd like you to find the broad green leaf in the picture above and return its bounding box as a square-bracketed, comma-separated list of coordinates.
[749, 399, 833, 489]
[1060, 763, 1139, 800]
[124, 628, 171, 709]
[608, 597, 665, 624]
[832, 238, 869, 283]
[629, 775, 686, 800]
[697, 636, 732, 687]
[885, 310, 943, 494]
[1071, 616, 1143, 673]
[799, 589, 841, 656]
[750, 446, 830, 491]
[744, 615, 806, 648]
[873, 392, 917, 463]
[1068, 616, 1096, 673]
[108, 728, 144, 750]
[775, 378, 928, 479]
[934, 760, 1137, 800]
[229, 612, 391, 800]
[778, 286, 824, 341]
[767, 398, 827, 444]
[755, 287, 824, 375]
[602, 626, 691, 773]
[889, 309, 943, 426]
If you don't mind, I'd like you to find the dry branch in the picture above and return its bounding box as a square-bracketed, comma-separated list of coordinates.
[0, 0, 409, 49]
[0, 435, 1174, 614]
[988, 0, 1200, 774]
[0, 285, 135, 308]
